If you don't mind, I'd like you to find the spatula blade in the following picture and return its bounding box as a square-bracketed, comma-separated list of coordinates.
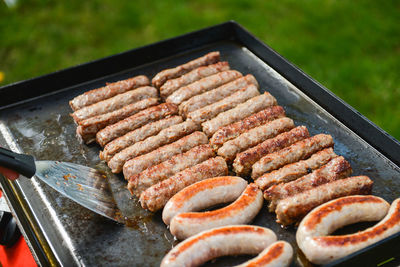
[35, 161, 124, 223]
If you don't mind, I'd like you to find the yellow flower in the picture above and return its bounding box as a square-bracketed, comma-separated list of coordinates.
[0, 72, 4, 83]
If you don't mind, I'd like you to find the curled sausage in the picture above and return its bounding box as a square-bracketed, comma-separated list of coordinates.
[139, 157, 228, 212]
[217, 117, 295, 162]
[252, 134, 334, 179]
[202, 92, 277, 137]
[96, 103, 178, 147]
[179, 74, 258, 117]
[275, 176, 374, 226]
[69, 75, 150, 111]
[71, 86, 157, 123]
[123, 131, 208, 179]
[160, 61, 230, 99]
[128, 144, 215, 197]
[152, 51, 220, 88]
[233, 126, 309, 176]
[255, 147, 337, 191]
[236, 241, 293, 267]
[170, 183, 263, 240]
[166, 70, 242, 105]
[77, 98, 159, 144]
[160, 225, 277, 267]
[210, 105, 286, 150]
[162, 176, 247, 225]
[296, 195, 397, 265]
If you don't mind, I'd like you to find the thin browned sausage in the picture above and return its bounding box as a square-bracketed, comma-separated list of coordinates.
[152, 51, 220, 88]
[233, 126, 309, 176]
[96, 103, 178, 147]
[77, 98, 159, 144]
[160, 61, 230, 99]
[69, 75, 150, 111]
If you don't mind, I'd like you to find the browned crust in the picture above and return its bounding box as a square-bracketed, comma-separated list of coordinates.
[250, 242, 285, 266]
[303, 195, 386, 230]
[152, 51, 220, 88]
[315, 199, 400, 246]
[233, 126, 309, 176]
[174, 184, 260, 221]
[210, 106, 286, 150]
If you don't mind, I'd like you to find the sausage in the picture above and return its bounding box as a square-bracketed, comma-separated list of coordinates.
[69, 75, 150, 111]
[236, 241, 293, 267]
[99, 116, 182, 161]
[71, 86, 157, 123]
[187, 84, 260, 124]
[160, 225, 277, 267]
[233, 126, 309, 176]
[128, 144, 215, 197]
[274, 176, 374, 226]
[251, 134, 334, 179]
[179, 74, 259, 117]
[166, 70, 242, 105]
[152, 51, 220, 88]
[255, 147, 337, 191]
[202, 93, 277, 137]
[218, 118, 295, 162]
[266, 156, 352, 211]
[170, 183, 263, 240]
[108, 120, 200, 173]
[296, 196, 396, 265]
[210, 106, 286, 150]
[123, 131, 208, 179]
[96, 103, 178, 147]
[160, 61, 230, 99]
[76, 98, 159, 144]
[162, 176, 247, 225]
[139, 157, 228, 212]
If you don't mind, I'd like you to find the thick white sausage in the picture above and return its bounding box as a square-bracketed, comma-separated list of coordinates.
[162, 176, 248, 225]
[160, 225, 277, 267]
[170, 183, 263, 240]
[296, 195, 398, 264]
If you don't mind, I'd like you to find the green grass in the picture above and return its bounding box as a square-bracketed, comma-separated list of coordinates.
[1, 0, 399, 139]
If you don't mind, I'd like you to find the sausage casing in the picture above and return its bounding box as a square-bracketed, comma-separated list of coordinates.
[128, 144, 215, 197]
[179, 74, 258, 116]
[152, 51, 220, 88]
[69, 75, 150, 111]
[160, 225, 277, 267]
[96, 103, 178, 147]
[210, 105, 286, 150]
[187, 84, 259, 124]
[217, 117, 295, 162]
[255, 147, 337, 191]
[252, 134, 334, 179]
[139, 156, 228, 212]
[160, 61, 230, 99]
[170, 183, 263, 240]
[71, 86, 157, 123]
[166, 70, 242, 105]
[202, 92, 277, 137]
[76, 98, 159, 144]
[162, 176, 247, 225]
[108, 120, 199, 173]
[122, 131, 208, 179]
[275, 176, 374, 225]
[233, 126, 309, 176]
[100, 115, 182, 161]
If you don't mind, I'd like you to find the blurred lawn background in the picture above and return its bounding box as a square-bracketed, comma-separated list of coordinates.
[0, 0, 399, 139]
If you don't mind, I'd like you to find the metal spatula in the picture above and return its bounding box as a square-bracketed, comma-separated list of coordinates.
[0, 147, 124, 223]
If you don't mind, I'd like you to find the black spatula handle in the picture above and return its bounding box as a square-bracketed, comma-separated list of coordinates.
[0, 147, 36, 178]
